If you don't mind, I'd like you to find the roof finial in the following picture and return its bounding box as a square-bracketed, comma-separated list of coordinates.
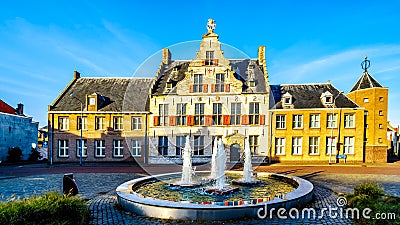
[361, 56, 370, 73]
[207, 18, 216, 33]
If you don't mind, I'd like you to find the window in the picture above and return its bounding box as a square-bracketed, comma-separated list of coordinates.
[166, 82, 172, 90]
[292, 137, 302, 155]
[249, 135, 259, 154]
[326, 136, 336, 155]
[276, 115, 286, 129]
[249, 81, 256, 87]
[344, 137, 354, 154]
[176, 104, 187, 125]
[282, 92, 292, 105]
[327, 113, 337, 128]
[131, 140, 141, 156]
[230, 103, 241, 125]
[275, 137, 286, 155]
[95, 140, 106, 157]
[131, 117, 142, 130]
[194, 103, 205, 125]
[175, 136, 186, 155]
[309, 137, 319, 155]
[113, 116, 124, 130]
[364, 98, 369, 103]
[193, 74, 203, 92]
[379, 110, 383, 116]
[325, 96, 333, 104]
[159, 104, 169, 126]
[89, 97, 96, 105]
[344, 114, 355, 128]
[77, 116, 87, 130]
[58, 139, 69, 157]
[76, 139, 87, 157]
[193, 136, 204, 155]
[215, 73, 225, 92]
[205, 51, 214, 65]
[292, 114, 303, 129]
[212, 103, 222, 125]
[58, 117, 69, 130]
[379, 124, 383, 129]
[249, 103, 260, 125]
[113, 140, 124, 157]
[310, 114, 320, 128]
[95, 116, 106, 130]
[158, 136, 168, 156]
[379, 97, 384, 102]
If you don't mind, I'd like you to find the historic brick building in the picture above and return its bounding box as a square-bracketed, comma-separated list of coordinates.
[48, 20, 389, 164]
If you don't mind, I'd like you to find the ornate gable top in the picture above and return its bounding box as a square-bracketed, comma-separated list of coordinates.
[350, 56, 383, 92]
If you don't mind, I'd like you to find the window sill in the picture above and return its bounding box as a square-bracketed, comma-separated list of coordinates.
[95, 155, 106, 158]
[113, 156, 124, 158]
[292, 154, 303, 156]
[308, 153, 320, 156]
[58, 155, 69, 158]
[131, 155, 141, 157]
[292, 128, 303, 130]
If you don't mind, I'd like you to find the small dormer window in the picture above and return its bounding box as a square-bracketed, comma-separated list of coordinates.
[89, 97, 96, 105]
[325, 96, 333, 104]
[249, 64, 255, 69]
[249, 81, 256, 87]
[166, 82, 173, 89]
[321, 91, 333, 105]
[173, 67, 178, 72]
[282, 92, 292, 105]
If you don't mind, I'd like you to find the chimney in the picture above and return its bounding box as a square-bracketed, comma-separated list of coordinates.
[74, 70, 80, 79]
[16, 103, 23, 115]
[162, 48, 171, 65]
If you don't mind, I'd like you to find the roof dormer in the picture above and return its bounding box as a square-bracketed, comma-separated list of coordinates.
[86, 93, 106, 111]
[282, 92, 293, 106]
[320, 91, 333, 106]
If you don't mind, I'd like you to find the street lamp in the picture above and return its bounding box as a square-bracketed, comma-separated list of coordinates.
[70, 93, 84, 166]
[329, 91, 344, 164]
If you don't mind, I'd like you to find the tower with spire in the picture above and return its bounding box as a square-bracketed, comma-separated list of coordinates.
[347, 57, 389, 163]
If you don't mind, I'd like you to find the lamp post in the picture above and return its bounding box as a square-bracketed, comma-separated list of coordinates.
[70, 93, 83, 166]
[329, 91, 344, 164]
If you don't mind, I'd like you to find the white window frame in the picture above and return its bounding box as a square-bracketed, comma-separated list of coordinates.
[249, 135, 259, 155]
[292, 137, 302, 155]
[194, 135, 205, 156]
[131, 117, 142, 130]
[58, 117, 69, 130]
[215, 73, 225, 92]
[275, 137, 286, 155]
[292, 114, 303, 129]
[58, 139, 69, 157]
[95, 116, 106, 130]
[175, 136, 186, 156]
[309, 137, 320, 155]
[176, 103, 187, 126]
[212, 103, 223, 125]
[327, 113, 337, 128]
[310, 114, 320, 128]
[344, 114, 355, 128]
[194, 103, 205, 125]
[230, 103, 241, 125]
[344, 136, 355, 154]
[76, 139, 88, 157]
[95, 140, 106, 157]
[193, 74, 203, 92]
[113, 116, 124, 130]
[113, 140, 124, 157]
[249, 102, 260, 125]
[276, 115, 286, 129]
[77, 116, 87, 130]
[159, 104, 169, 126]
[326, 136, 336, 155]
[131, 139, 141, 157]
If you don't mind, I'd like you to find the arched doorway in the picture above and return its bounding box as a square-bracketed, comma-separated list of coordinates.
[230, 143, 241, 163]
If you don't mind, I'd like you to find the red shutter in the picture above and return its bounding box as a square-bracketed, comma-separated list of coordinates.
[187, 116, 194, 126]
[241, 115, 249, 125]
[214, 59, 218, 66]
[225, 84, 230, 92]
[223, 115, 230, 125]
[205, 115, 213, 126]
[202, 60, 205, 66]
[203, 84, 208, 93]
[211, 84, 216, 93]
[169, 116, 176, 126]
[260, 115, 265, 125]
[189, 85, 194, 93]
[153, 116, 159, 126]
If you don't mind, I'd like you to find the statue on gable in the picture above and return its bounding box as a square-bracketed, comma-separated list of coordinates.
[207, 19, 216, 33]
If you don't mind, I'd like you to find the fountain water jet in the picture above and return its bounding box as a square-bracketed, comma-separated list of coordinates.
[232, 137, 260, 186]
[209, 137, 218, 180]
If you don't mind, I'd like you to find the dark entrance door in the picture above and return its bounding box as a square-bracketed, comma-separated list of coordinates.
[230, 143, 240, 163]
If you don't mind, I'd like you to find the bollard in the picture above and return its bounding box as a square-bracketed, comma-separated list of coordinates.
[63, 173, 78, 196]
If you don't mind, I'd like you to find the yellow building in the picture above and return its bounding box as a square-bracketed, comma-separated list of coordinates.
[48, 71, 153, 164]
[347, 57, 389, 163]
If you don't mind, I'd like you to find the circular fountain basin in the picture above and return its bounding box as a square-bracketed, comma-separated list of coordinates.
[116, 171, 313, 221]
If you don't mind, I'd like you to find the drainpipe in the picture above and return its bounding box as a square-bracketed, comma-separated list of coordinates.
[144, 113, 148, 165]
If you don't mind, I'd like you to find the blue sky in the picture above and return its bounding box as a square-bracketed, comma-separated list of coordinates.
[1, 0, 400, 127]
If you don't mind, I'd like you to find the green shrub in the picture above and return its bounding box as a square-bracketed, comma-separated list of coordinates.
[353, 182, 384, 199]
[28, 147, 41, 161]
[0, 192, 90, 225]
[7, 147, 23, 162]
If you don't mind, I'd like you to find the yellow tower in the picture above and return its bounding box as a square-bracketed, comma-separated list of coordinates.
[346, 57, 389, 163]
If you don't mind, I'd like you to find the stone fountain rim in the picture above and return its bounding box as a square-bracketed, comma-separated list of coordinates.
[116, 170, 313, 209]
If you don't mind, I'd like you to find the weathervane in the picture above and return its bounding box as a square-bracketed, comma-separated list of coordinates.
[361, 56, 370, 73]
[207, 19, 216, 33]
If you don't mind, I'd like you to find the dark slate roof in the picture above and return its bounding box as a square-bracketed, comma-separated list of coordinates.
[50, 78, 154, 112]
[270, 83, 358, 109]
[350, 71, 383, 92]
[151, 59, 268, 95]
